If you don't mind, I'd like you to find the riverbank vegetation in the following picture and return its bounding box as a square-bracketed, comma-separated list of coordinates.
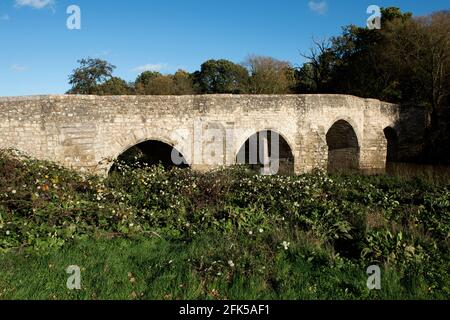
[0, 150, 448, 299]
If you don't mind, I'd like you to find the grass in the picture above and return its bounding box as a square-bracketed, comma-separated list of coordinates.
[386, 162, 450, 183]
[0, 234, 437, 300]
[0, 149, 448, 300]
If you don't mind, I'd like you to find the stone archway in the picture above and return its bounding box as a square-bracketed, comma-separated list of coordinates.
[236, 130, 295, 175]
[384, 127, 399, 163]
[109, 139, 190, 174]
[326, 120, 360, 172]
[101, 126, 193, 175]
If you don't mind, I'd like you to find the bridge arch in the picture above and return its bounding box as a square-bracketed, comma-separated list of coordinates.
[325, 116, 362, 145]
[102, 127, 192, 174]
[326, 119, 360, 172]
[384, 126, 399, 163]
[109, 139, 190, 174]
[236, 129, 295, 175]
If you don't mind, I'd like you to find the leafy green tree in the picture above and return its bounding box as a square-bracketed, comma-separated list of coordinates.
[172, 70, 196, 95]
[383, 11, 450, 113]
[296, 7, 450, 163]
[134, 70, 196, 95]
[381, 6, 413, 24]
[134, 71, 163, 95]
[196, 59, 249, 94]
[68, 58, 116, 94]
[295, 8, 414, 99]
[145, 75, 174, 95]
[330, 8, 449, 116]
[383, 11, 450, 162]
[295, 8, 420, 100]
[244, 55, 296, 94]
[297, 39, 338, 93]
[93, 77, 131, 95]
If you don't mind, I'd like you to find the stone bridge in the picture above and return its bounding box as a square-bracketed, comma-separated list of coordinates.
[0, 94, 402, 175]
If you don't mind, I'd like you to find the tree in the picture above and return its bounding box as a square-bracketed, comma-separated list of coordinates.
[134, 70, 196, 95]
[425, 11, 450, 112]
[196, 59, 249, 94]
[383, 11, 450, 115]
[328, 8, 414, 101]
[297, 7, 450, 163]
[295, 7, 417, 99]
[294, 63, 317, 93]
[93, 77, 131, 95]
[382, 10, 450, 162]
[296, 39, 338, 93]
[145, 75, 174, 95]
[134, 71, 163, 95]
[172, 70, 196, 95]
[68, 58, 116, 94]
[244, 55, 296, 94]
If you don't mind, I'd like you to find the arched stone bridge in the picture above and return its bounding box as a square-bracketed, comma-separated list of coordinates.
[0, 94, 401, 175]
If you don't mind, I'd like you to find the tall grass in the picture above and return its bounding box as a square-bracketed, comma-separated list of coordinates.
[386, 162, 450, 184]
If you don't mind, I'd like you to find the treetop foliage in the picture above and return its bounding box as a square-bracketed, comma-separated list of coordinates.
[68, 58, 116, 95]
[67, 7, 449, 114]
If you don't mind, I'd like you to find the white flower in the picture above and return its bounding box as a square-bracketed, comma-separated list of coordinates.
[228, 260, 235, 268]
[282, 241, 290, 250]
[6, 231, 10, 236]
[259, 228, 264, 233]
[249, 231, 253, 235]
[11, 190, 16, 194]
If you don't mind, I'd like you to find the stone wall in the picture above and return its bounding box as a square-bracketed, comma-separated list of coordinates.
[0, 94, 400, 175]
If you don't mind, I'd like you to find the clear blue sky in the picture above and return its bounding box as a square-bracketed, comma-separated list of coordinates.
[0, 0, 448, 96]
